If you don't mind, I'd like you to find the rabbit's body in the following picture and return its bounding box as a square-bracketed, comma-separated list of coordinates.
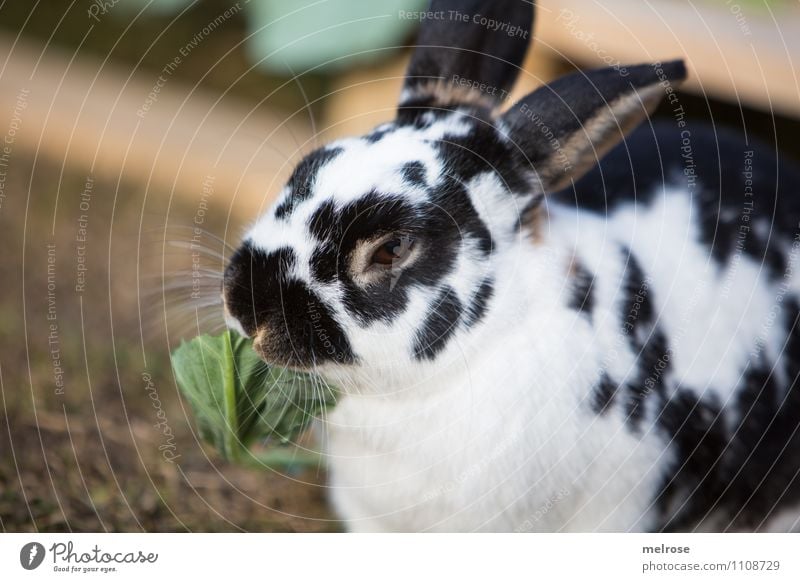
[323, 122, 800, 532]
[223, 1, 800, 532]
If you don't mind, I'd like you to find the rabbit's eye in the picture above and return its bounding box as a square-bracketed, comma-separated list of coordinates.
[370, 236, 414, 267]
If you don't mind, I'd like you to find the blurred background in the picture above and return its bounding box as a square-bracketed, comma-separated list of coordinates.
[1, 0, 799, 532]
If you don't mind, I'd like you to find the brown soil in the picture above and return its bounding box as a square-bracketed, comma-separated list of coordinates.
[0, 155, 338, 532]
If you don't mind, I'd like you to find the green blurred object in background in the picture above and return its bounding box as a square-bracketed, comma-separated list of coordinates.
[119, 0, 426, 73]
[243, 0, 425, 74]
[113, 0, 199, 16]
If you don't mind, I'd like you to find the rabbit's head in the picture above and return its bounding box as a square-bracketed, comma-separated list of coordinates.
[223, 0, 685, 382]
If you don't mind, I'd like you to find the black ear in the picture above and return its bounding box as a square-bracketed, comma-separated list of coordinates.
[399, 0, 534, 115]
[500, 60, 687, 192]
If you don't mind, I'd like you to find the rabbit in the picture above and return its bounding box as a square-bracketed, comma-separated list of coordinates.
[222, 0, 800, 532]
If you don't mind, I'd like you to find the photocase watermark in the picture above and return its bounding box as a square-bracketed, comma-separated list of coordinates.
[46, 243, 65, 396]
[87, 0, 120, 22]
[142, 371, 181, 463]
[398, 9, 528, 39]
[0, 87, 30, 214]
[556, 9, 628, 76]
[46, 541, 158, 574]
[514, 488, 571, 532]
[189, 175, 215, 301]
[75, 175, 94, 294]
[137, 3, 242, 118]
[20, 542, 46, 570]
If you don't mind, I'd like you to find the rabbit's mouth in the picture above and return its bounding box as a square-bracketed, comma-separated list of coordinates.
[222, 301, 313, 373]
[245, 323, 354, 373]
[251, 326, 305, 371]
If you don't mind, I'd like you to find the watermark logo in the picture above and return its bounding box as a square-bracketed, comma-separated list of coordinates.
[87, 0, 120, 22]
[20, 542, 46, 570]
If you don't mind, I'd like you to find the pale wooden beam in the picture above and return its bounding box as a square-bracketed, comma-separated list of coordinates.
[0, 34, 312, 219]
[537, 0, 800, 118]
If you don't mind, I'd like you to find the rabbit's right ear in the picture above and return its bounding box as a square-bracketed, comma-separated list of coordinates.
[398, 0, 534, 116]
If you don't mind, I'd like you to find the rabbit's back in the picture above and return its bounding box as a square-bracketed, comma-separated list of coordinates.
[551, 121, 800, 531]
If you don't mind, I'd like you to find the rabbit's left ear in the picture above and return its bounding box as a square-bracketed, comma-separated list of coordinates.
[399, 0, 534, 114]
[500, 61, 687, 193]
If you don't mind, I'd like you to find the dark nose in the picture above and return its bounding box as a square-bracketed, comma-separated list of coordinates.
[222, 241, 355, 367]
[222, 242, 296, 336]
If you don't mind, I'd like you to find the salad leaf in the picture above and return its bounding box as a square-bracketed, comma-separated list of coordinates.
[171, 330, 336, 466]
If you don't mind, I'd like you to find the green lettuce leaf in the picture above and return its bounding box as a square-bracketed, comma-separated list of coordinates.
[171, 330, 336, 466]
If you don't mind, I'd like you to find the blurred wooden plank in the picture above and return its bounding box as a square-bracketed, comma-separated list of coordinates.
[537, 0, 800, 117]
[0, 34, 311, 218]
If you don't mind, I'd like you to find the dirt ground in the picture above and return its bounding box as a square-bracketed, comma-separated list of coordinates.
[0, 154, 338, 532]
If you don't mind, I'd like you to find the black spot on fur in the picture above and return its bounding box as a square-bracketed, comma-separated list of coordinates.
[395, 102, 454, 127]
[307, 199, 337, 240]
[272, 278, 355, 366]
[309, 242, 338, 285]
[429, 175, 493, 255]
[413, 286, 462, 360]
[764, 243, 788, 279]
[306, 191, 463, 326]
[437, 120, 530, 197]
[591, 374, 618, 415]
[274, 147, 343, 219]
[653, 299, 800, 530]
[627, 329, 672, 429]
[364, 125, 394, 143]
[783, 297, 800, 383]
[654, 389, 728, 531]
[464, 278, 493, 328]
[701, 215, 787, 283]
[307, 200, 341, 284]
[401, 161, 427, 187]
[619, 249, 671, 430]
[621, 249, 654, 345]
[568, 261, 595, 318]
[722, 362, 783, 525]
[719, 301, 800, 529]
[655, 360, 793, 531]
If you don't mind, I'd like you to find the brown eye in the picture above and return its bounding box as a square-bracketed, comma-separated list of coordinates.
[370, 237, 414, 267]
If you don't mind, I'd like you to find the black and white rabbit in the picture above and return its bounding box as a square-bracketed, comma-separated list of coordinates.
[222, 0, 800, 531]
